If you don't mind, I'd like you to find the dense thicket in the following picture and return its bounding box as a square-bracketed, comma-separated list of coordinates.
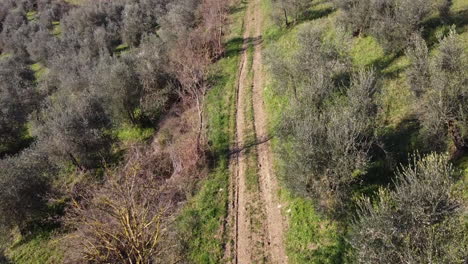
[0, 147, 56, 235]
[65, 146, 175, 263]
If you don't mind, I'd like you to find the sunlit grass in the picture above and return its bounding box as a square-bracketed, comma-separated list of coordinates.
[114, 124, 154, 142]
[175, 1, 247, 262]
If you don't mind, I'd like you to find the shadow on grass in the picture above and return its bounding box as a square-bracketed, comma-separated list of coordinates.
[11, 197, 67, 249]
[356, 118, 425, 197]
[422, 9, 468, 48]
[229, 2, 247, 15]
[298, 6, 334, 24]
[0, 136, 35, 159]
[224, 37, 244, 58]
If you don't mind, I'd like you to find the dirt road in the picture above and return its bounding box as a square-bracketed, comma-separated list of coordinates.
[226, 0, 287, 262]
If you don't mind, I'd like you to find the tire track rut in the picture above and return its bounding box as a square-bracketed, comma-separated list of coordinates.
[226, 0, 287, 263]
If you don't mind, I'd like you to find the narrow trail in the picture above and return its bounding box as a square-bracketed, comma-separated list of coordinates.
[226, 0, 287, 262]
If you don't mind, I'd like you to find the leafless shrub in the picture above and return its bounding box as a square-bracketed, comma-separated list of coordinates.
[65, 145, 177, 264]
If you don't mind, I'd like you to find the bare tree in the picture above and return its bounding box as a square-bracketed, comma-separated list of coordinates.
[65, 144, 177, 264]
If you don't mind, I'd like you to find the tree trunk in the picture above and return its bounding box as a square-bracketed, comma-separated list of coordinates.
[69, 152, 84, 171]
[195, 93, 204, 154]
[127, 108, 137, 125]
[283, 8, 289, 27]
[448, 119, 467, 155]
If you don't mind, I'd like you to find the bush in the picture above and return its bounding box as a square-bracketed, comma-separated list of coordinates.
[0, 147, 55, 235]
[279, 70, 378, 213]
[271, 0, 310, 26]
[350, 153, 466, 263]
[32, 91, 113, 170]
[92, 54, 143, 125]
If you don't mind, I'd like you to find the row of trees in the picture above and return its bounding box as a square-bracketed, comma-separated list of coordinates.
[267, 26, 379, 214]
[333, 0, 452, 51]
[268, 0, 467, 262]
[0, 0, 230, 261]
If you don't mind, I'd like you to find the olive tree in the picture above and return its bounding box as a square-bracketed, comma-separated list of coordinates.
[0, 147, 55, 235]
[271, 0, 310, 26]
[280, 70, 379, 213]
[265, 26, 350, 104]
[32, 91, 113, 170]
[333, 0, 435, 51]
[350, 153, 466, 263]
[0, 56, 38, 154]
[407, 30, 468, 153]
[92, 54, 143, 125]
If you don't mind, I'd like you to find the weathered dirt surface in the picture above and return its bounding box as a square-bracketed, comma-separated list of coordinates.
[251, 1, 287, 263]
[225, 0, 287, 263]
[225, 2, 254, 263]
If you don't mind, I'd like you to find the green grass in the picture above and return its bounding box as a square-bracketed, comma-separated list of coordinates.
[455, 156, 468, 201]
[176, 161, 230, 263]
[52, 22, 62, 36]
[282, 190, 346, 264]
[350, 36, 385, 67]
[115, 43, 129, 54]
[174, 1, 247, 262]
[0, 53, 12, 60]
[260, 0, 350, 262]
[260, 1, 468, 262]
[6, 232, 63, 264]
[114, 124, 154, 142]
[64, 0, 83, 5]
[30, 63, 49, 81]
[26, 11, 37, 21]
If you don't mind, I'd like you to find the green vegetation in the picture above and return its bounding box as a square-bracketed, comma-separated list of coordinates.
[176, 162, 230, 263]
[1, 0, 235, 262]
[6, 232, 63, 264]
[26, 11, 37, 21]
[114, 43, 129, 53]
[30, 63, 48, 80]
[52, 22, 61, 36]
[114, 124, 154, 143]
[0, 0, 467, 262]
[282, 190, 345, 264]
[174, 1, 247, 262]
[263, 0, 468, 262]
